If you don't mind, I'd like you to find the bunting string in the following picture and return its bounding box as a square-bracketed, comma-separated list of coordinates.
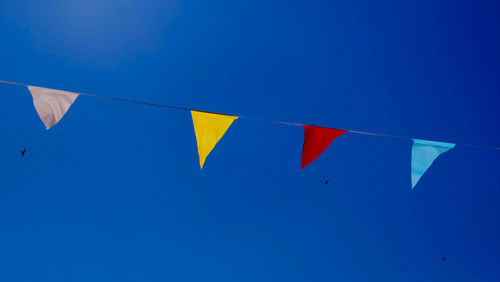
[1, 79, 498, 150]
[2, 79, 500, 188]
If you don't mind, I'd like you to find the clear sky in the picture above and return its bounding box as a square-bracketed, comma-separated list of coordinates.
[0, 0, 499, 281]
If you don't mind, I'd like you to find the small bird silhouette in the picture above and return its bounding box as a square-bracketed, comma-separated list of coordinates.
[442, 257, 446, 262]
[20, 148, 26, 157]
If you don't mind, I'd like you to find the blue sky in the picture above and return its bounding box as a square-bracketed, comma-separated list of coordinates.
[0, 0, 499, 281]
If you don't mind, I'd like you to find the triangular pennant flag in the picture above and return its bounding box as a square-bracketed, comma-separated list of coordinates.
[301, 125, 347, 169]
[27, 86, 79, 130]
[191, 111, 238, 169]
[411, 139, 455, 189]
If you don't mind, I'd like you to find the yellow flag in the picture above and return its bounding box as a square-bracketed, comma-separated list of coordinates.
[191, 111, 238, 169]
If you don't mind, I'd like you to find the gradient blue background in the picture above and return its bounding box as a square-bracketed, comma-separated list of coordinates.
[1, 1, 499, 281]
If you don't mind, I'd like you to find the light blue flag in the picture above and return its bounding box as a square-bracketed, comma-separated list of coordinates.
[411, 139, 455, 189]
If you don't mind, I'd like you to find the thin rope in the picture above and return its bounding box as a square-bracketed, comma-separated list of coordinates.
[1, 79, 499, 151]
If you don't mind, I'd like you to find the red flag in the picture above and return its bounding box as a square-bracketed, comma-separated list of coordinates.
[301, 125, 347, 169]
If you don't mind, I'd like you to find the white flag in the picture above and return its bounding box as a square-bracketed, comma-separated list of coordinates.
[28, 86, 79, 130]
